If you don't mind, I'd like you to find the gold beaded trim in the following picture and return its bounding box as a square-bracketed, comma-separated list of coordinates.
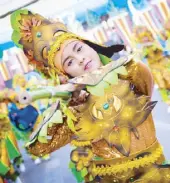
[71, 140, 91, 147]
[48, 32, 81, 70]
[91, 145, 163, 176]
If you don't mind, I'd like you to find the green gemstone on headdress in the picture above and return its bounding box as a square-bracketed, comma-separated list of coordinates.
[103, 103, 109, 110]
[36, 32, 42, 38]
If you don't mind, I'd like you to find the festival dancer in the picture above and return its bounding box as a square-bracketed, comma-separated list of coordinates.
[133, 26, 170, 108]
[9, 9, 170, 183]
[0, 100, 23, 183]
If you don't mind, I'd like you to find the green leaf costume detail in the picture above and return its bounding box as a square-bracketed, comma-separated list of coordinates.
[93, 156, 104, 161]
[86, 81, 109, 96]
[11, 9, 29, 30]
[69, 161, 89, 183]
[81, 167, 88, 177]
[69, 161, 76, 169]
[10, 9, 29, 48]
[5, 137, 20, 160]
[67, 118, 76, 133]
[39, 123, 48, 137]
[114, 66, 128, 75]
[48, 110, 63, 124]
[11, 125, 29, 141]
[98, 53, 112, 65]
[37, 108, 64, 143]
[62, 104, 77, 133]
[103, 70, 118, 85]
[0, 161, 9, 176]
[38, 136, 48, 143]
[86, 66, 128, 96]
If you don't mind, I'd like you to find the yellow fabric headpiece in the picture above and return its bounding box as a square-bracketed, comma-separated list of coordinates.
[47, 32, 81, 75]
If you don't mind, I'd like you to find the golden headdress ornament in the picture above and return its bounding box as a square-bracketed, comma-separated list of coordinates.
[11, 9, 81, 80]
[11, 9, 125, 80]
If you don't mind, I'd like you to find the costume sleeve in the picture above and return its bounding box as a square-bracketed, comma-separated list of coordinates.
[120, 60, 154, 97]
[27, 123, 73, 157]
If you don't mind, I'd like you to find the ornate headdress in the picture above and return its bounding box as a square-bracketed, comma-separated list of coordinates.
[11, 9, 125, 81]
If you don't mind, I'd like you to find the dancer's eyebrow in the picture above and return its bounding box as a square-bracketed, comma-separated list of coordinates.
[63, 56, 70, 66]
[73, 42, 79, 52]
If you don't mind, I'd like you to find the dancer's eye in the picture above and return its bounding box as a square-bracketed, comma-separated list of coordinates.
[77, 46, 82, 52]
[68, 59, 73, 66]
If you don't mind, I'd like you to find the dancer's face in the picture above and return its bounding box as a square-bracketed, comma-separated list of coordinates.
[60, 40, 102, 77]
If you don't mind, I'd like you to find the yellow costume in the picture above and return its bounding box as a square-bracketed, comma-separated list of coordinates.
[0, 102, 21, 181]
[133, 26, 170, 104]
[10, 10, 170, 183]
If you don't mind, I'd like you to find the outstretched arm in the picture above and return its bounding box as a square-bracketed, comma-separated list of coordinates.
[27, 123, 73, 156]
[26, 100, 76, 157]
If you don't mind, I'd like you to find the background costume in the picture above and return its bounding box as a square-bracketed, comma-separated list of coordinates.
[133, 26, 170, 106]
[0, 100, 22, 183]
